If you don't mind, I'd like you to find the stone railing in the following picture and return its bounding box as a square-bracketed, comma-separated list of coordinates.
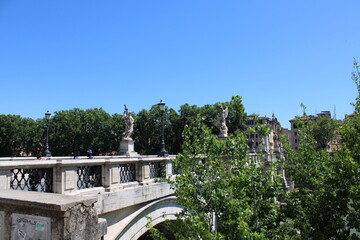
[0, 155, 176, 195]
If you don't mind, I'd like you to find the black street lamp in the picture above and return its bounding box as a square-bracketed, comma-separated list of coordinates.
[158, 100, 168, 157]
[44, 111, 52, 157]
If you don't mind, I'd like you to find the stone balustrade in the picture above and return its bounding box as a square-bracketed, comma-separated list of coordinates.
[0, 155, 177, 239]
[0, 155, 176, 195]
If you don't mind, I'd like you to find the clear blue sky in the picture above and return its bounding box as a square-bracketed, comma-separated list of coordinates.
[1, 0, 359, 128]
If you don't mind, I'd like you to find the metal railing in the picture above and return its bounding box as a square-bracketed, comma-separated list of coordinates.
[77, 166, 102, 189]
[149, 161, 164, 179]
[10, 168, 53, 192]
[119, 163, 136, 183]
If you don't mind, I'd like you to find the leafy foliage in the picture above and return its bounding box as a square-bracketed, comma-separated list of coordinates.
[309, 115, 338, 151]
[226, 95, 247, 134]
[0, 115, 41, 156]
[278, 59, 360, 238]
[0, 96, 247, 157]
[282, 114, 360, 239]
[50, 108, 114, 156]
[352, 58, 360, 113]
[169, 118, 291, 239]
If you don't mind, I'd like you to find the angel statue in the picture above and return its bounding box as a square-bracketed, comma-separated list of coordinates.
[122, 104, 134, 140]
[216, 104, 229, 138]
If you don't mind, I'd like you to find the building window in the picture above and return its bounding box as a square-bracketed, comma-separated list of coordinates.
[293, 123, 297, 129]
[295, 139, 298, 143]
[247, 120, 254, 125]
[294, 132, 297, 136]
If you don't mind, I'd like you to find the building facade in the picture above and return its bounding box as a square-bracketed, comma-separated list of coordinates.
[245, 114, 288, 156]
[288, 111, 336, 151]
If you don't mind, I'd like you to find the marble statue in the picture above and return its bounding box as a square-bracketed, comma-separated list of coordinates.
[216, 104, 229, 138]
[122, 104, 134, 140]
[269, 130, 275, 154]
[250, 139, 256, 153]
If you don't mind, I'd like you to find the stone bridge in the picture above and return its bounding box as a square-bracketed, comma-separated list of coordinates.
[0, 155, 182, 239]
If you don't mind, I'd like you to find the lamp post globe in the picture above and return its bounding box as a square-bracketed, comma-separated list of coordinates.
[157, 100, 168, 157]
[44, 111, 52, 157]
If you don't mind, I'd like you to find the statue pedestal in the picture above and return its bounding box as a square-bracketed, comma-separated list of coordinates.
[118, 138, 139, 156]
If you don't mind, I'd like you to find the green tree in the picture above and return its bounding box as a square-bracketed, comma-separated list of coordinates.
[110, 113, 125, 153]
[133, 107, 160, 155]
[341, 57, 360, 162]
[178, 104, 201, 127]
[341, 113, 360, 164]
[50, 108, 85, 156]
[351, 58, 360, 113]
[166, 108, 181, 154]
[226, 95, 247, 133]
[283, 118, 360, 239]
[133, 105, 180, 155]
[80, 108, 113, 155]
[169, 117, 294, 239]
[281, 63, 360, 238]
[199, 104, 217, 134]
[0, 115, 40, 156]
[309, 115, 338, 151]
[50, 108, 113, 156]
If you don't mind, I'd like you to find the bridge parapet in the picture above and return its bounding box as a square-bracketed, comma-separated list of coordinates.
[0, 155, 178, 239]
[0, 155, 176, 195]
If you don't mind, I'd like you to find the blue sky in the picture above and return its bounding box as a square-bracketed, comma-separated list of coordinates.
[0, 0, 359, 128]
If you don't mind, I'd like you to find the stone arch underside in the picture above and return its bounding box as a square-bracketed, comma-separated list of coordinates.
[104, 196, 182, 240]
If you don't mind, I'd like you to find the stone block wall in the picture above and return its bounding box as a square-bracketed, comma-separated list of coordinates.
[0, 190, 106, 240]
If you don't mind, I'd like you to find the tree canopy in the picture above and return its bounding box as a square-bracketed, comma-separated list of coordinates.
[0, 96, 247, 157]
[145, 61, 360, 239]
[166, 118, 295, 239]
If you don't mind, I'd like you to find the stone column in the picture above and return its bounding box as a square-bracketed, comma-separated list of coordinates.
[0, 170, 11, 190]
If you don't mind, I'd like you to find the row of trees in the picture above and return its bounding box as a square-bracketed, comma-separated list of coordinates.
[159, 111, 359, 239]
[0, 96, 246, 157]
[146, 60, 360, 239]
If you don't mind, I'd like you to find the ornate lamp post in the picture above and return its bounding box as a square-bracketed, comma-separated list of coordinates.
[44, 111, 52, 157]
[158, 100, 168, 157]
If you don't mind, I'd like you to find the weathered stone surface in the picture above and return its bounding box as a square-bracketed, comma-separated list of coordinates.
[97, 182, 174, 214]
[0, 189, 96, 212]
[63, 201, 98, 240]
[11, 213, 51, 240]
[65, 169, 76, 190]
[0, 211, 4, 238]
[0, 170, 10, 189]
[0, 190, 104, 240]
[97, 218, 108, 237]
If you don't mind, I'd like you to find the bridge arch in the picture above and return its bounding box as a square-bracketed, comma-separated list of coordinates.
[111, 196, 182, 240]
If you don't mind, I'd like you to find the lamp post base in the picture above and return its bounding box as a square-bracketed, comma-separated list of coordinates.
[158, 150, 169, 157]
[43, 150, 51, 158]
[158, 140, 168, 157]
